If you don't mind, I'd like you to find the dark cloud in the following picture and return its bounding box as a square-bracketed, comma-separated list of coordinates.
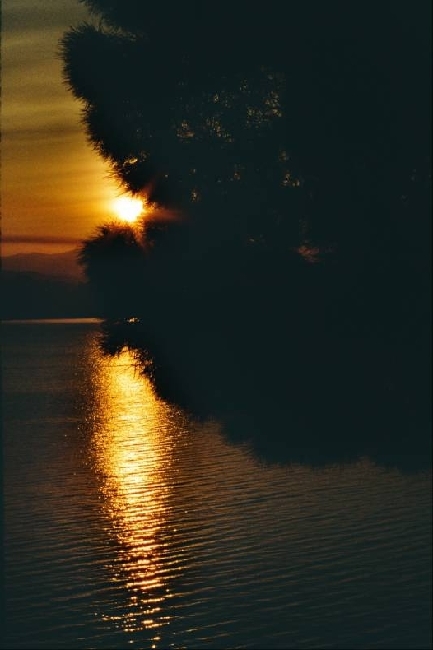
[2, 1, 88, 34]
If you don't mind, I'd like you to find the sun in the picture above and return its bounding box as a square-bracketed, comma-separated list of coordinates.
[112, 196, 144, 223]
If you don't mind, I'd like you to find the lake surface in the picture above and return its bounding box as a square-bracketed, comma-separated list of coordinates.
[2, 320, 432, 649]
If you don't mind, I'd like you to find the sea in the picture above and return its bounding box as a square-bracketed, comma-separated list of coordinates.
[2, 319, 431, 649]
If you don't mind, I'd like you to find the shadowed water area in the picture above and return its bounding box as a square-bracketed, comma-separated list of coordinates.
[2, 321, 432, 649]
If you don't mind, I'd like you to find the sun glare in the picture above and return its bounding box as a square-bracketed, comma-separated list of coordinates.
[112, 196, 144, 223]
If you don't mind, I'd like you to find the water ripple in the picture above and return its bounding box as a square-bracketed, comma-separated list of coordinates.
[3, 325, 432, 649]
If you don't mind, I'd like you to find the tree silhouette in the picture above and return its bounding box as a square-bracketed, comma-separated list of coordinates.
[78, 222, 146, 317]
[61, 4, 312, 257]
[61, 0, 431, 454]
[62, 0, 431, 335]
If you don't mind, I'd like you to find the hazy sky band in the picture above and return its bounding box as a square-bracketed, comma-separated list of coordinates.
[2, 235, 81, 244]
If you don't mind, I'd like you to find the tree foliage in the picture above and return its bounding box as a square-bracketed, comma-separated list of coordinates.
[63, 0, 430, 326]
[78, 222, 146, 316]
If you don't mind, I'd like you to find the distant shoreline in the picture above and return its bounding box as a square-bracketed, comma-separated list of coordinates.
[1, 318, 102, 325]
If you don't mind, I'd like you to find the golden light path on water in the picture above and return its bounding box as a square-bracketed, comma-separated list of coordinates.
[87, 342, 186, 647]
[2, 325, 432, 649]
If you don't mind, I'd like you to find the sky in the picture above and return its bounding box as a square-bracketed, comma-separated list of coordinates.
[1, 0, 126, 256]
[1, 1, 430, 260]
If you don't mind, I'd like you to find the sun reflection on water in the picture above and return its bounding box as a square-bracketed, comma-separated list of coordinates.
[87, 343, 184, 645]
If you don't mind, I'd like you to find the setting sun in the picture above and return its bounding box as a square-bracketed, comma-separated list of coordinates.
[112, 196, 144, 223]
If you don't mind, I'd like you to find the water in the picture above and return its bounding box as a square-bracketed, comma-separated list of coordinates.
[2, 320, 431, 649]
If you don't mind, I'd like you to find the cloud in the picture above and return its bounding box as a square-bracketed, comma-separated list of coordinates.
[1, 0, 121, 252]
[2, 1, 88, 35]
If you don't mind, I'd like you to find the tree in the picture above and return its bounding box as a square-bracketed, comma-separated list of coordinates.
[63, 1, 431, 450]
[78, 222, 146, 317]
[63, 0, 431, 332]
[61, 3, 310, 253]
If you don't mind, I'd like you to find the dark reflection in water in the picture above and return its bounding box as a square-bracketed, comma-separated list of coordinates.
[2, 321, 432, 649]
[98, 318, 431, 472]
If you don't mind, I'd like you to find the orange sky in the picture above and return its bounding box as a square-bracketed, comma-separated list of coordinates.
[1, 1, 127, 256]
